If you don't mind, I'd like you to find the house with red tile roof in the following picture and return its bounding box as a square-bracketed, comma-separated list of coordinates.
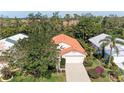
[52, 34, 86, 63]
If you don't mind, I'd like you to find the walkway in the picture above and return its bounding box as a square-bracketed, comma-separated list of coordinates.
[65, 63, 91, 82]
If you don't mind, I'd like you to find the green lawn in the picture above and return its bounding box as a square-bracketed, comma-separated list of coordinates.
[11, 72, 65, 82]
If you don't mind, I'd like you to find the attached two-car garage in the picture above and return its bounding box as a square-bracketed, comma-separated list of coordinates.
[62, 51, 86, 63]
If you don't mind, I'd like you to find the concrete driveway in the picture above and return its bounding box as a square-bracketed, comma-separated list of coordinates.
[65, 63, 91, 82]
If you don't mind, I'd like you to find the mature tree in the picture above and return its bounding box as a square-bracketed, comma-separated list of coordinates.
[14, 17, 20, 28]
[0, 15, 4, 27]
[99, 42, 107, 58]
[27, 13, 35, 26]
[50, 12, 64, 35]
[74, 15, 102, 40]
[99, 36, 124, 66]
[73, 14, 80, 20]
[35, 12, 42, 19]
[9, 24, 59, 79]
[101, 16, 109, 29]
[64, 14, 71, 25]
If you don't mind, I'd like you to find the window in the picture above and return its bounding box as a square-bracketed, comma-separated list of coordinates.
[5, 38, 17, 44]
[60, 45, 65, 49]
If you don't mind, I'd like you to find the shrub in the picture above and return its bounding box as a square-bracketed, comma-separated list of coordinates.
[114, 69, 123, 76]
[93, 53, 102, 59]
[118, 76, 124, 82]
[84, 61, 93, 67]
[84, 57, 93, 67]
[110, 62, 118, 70]
[103, 55, 109, 64]
[88, 69, 99, 79]
[60, 58, 66, 68]
[95, 66, 107, 78]
[1, 67, 13, 80]
[95, 66, 104, 75]
[31, 69, 41, 78]
[100, 72, 106, 78]
[103, 64, 109, 68]
[14, 71, 22, 76]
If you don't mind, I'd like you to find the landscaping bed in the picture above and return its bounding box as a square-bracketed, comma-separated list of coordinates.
[84, 56, 115, 82]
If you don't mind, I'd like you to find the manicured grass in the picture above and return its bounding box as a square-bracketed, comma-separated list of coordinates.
[11, 72, 66, 82]
[39, 73, 66, 82]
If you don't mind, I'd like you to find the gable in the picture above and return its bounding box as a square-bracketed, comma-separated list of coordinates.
[57, 42, 71, 50]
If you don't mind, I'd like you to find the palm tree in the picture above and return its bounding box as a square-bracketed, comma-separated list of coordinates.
[100, 42, 108, 58]
[64, 14, 71, 26]
[14, 17, 20, 28]
[73, 14, 80, 20]
[99, 36, 124, 66]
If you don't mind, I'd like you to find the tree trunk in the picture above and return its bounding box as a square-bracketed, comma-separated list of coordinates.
[102, 46, 105, 58]
[98, 48, 101, 59]
[108, 46, 113, 66]
[56, 56, 61, 73]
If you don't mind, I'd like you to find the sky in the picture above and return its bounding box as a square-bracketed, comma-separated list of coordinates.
[0, 11, 124, 18]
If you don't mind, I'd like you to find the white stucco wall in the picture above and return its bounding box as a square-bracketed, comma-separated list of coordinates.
[56, 42, 86, 64]
[62, 51, 86, 63]
[113, 57, 124, 69]
[116, 63, 124, 70]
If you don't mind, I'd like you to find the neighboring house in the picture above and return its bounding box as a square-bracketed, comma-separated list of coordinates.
[52, 34, 86, 64]
[0, 33, 28, 69]
[0, 33, 28, 53]
[89, 33, 124, 70]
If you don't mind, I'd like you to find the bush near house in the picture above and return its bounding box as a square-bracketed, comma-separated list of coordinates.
[95, 66, 106, 78]
[110, 62, 118, 70]
[100, 72, 106, 78]
[95, 66, 104, 75]
[84, 57, 93, 67]
[88, 66, 105, 79]
[1, 67, 13, 80]
[88, 69, 99, 79]
[60, 58, 66, 68]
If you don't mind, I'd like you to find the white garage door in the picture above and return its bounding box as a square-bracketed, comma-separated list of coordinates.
[65, 57, 84, 63]
[62, 51, 85, 63]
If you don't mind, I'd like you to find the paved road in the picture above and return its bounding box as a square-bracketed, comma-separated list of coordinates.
[65, 63, 91, 82]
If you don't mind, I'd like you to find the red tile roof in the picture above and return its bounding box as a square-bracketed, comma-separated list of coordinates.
[52, 34, 86, 56]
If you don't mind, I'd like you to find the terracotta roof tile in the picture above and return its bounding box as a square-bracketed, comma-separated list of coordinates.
[52, 34, 86, 56]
